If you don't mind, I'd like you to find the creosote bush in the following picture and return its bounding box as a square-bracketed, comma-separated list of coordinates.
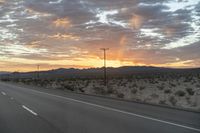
[175, 90, 186, 97]
[185, 88, 194, 96]
[131, 88, 137, 94]
[157, 85, 164, 90]
[164, 89, 171, 94]
[139, 86, 145, 90]
[169, 96, 177, 106]
[117, 92, 124, 98]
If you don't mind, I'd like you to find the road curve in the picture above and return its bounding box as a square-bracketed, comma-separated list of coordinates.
[0, 81, 200, 133]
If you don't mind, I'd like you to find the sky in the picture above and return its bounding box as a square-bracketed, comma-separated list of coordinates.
[0, 0, 200, 72]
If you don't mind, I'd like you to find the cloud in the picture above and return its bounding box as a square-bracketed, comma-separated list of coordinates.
[53, 18, 71, 28]
[0, 0, 200, 71]
[48, 33, 80, 40]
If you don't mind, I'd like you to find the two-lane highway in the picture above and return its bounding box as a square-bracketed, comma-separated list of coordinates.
[0, 81, 200, 133]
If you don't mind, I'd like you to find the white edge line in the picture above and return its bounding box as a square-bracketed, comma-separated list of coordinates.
[6, 84, 200, 132]
[1, 91, 6, 95]
[22, 105, 38, 116]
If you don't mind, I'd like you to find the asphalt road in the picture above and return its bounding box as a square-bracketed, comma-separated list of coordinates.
[0, 82, 200, 133]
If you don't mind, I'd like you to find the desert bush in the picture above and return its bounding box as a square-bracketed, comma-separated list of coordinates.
[132, 83, 138, 88]
[185, 88, 194, 96]
[117, 92, 124, 98]
[196, 84, 200, 88]
[151, 93, 159, 98]
[169, 96, 177, 106]
[63, 84, 75, 91]
[149, 79, 156, 84]
[157, 85, 164, 90]
[159, 100, 166, 105]
[93, 87, 107, 95]
[184, 77, 193, 82]
[107, 87, 115, 94]
[139, 86, 146, 90]
[79, 88, 85, 93]
[186, 97, 191, 104]
[0, 78, 11, 82]
[175, 90, 186, 97]
[85, 80, 90, 87]
[164, 89, 171, 94]
[169, 83, 176, 87]
[131, 88, 137, 94]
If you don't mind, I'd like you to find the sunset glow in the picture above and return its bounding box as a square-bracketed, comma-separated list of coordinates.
[0, 0, 200, 72]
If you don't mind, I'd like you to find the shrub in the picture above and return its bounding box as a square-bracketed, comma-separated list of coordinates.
[63, 84, 75, 91]
[131, 88, 137, 94]
[117, 93, 124, 98]
[132, 83, 138, 88]
[139, 86, 146, 90]
[170, 83, 176, 87]
[196, 84, 200, 88]
[79, 88, 85, 93]
[185, 88, 194, 96]
[169, 96, 177, 106]
[175, 90, 186, 97]
[151, 93, 159, 98]
[107, 87, 114, 94]
[93, 87, 107, 95]
[164, 89, 171, 94]
[159, 100, 166, 105]
[0, 78, 11, 82]
[157, 85, 164, 90]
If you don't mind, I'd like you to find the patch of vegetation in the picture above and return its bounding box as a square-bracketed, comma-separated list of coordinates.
[196, 84, 200, 88]
[79, 88, 85, 93]
[151, 93, 159, 98]
[159, 100, 167, 105]
[157, 85, 164, 90]
[164, 89, 171, 94]
[131, 88, 137, 94]
[117, 92, 124, 98]
[175, 90, 186, 97]
[0, 78, 11, 82]
[169, 83, 176, 87]
[63, 84, 75, 91]
[139, 86, 146, 90]
[169, 96, 177, 106]
[132, 83, 138, 88]
[93, 87, 107, 95]
[185, 88, 194, 96]
[106, 87, 115, 94]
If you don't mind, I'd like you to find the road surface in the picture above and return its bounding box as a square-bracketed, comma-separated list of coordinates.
[0, 81, 200, 133]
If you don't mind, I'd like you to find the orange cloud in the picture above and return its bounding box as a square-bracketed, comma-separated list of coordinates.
[129, 14, 144, 29]
[26, 41, 41, 48]
[26, 8, 51, 17]
[53, 18, 71, 28]
[48, 33, 79, 40]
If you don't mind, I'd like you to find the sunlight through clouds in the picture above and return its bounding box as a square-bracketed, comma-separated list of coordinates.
[0, 0, 200, 71]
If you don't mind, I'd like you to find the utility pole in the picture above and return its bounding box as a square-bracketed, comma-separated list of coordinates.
[100, 48, 109, 86]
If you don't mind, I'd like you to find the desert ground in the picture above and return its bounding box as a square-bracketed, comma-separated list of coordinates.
[4, 73, 200, 111]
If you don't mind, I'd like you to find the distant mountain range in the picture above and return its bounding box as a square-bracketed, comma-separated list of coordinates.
[1, 66, 200, 79]
[0, 72, 10, 75]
